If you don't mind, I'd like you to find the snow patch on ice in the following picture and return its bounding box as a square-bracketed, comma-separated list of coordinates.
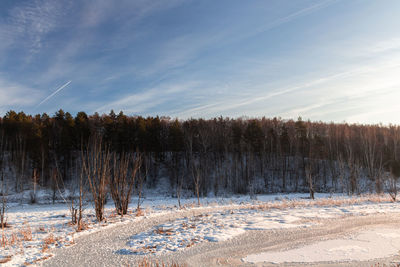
[244, 227, 400, 263]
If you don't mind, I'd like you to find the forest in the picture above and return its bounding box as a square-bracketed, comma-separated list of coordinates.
[0, 109, 400, 202]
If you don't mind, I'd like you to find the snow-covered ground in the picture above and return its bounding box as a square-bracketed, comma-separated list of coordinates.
[0, 203, 137, 266]
[122, 209, 305, 255]
[1, 192, 399, 266]
[121, 199, 400, 256]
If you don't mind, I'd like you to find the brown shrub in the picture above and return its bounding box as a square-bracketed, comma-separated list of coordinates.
[76, 221, 89, 232]
[154, 227, 173, 236]
[0, 255, 12, 264]
[20, 226, 32, 241]
[43, 233, 56, 246]
[37, 226, 46, 233]
[41, 243, 49, 253]
[136, 208, 144, 217]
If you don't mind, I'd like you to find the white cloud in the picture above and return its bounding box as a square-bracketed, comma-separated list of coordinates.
[95, 81, 198, 115]
[135, 0, 339, 79]
[2, 0, 67, 55]
[0, 78, 42, 114]
[366, 38, 400, 54]
[166, 46, 400, 122]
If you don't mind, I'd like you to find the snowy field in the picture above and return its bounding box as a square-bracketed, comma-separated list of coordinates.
[1, 193, 400, 266]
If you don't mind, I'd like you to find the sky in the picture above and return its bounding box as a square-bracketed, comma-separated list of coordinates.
[1, 0, 400, 124]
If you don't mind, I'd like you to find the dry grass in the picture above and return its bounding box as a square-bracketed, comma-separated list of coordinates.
[108, 210, 118, 219]
[1, 232, 20, 248]
[76, 221, 89, 232]
[36, 226, 46, 233]
[181, 222, 196, 229]
[182, 202, 197, 209]
[370, 263, 400, 267]
[0, 221, 11, 228]
[19, 240, 24, 254]
[10, 233, 19, 246]
[41, 233, 61, 253]
[20, 226, 32, 241]
[0, 255, 12, 264]
[136, 257, 186, 267]
[181, 237, 198, 248]
[136, 208, 144, 217]
[43, 233, 56, 246]
[253, 194, 392, 211]
[24, 254, 53, 266]
[41, 243, 49, 253]
[1, 231, 7, 247]
[154, 227, 173, 236]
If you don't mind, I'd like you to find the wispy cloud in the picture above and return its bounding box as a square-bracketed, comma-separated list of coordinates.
[366, 38, 400, 54]
[0, 78, 41, 113]
[138, 0, 339, 79]
[247, 0, 339, 40]
[1, 0, 66, 56]
[169, 46, 400, 119]
[35, 81, 71, 109]
[95, 81, 198, 115]
[169, 70, 353, 118]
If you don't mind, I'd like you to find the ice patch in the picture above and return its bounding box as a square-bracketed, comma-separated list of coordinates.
[244, 227, 400, 263]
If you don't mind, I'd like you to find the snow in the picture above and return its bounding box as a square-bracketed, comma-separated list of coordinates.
[123, 207, 315, 255]
[1, 192, 399, 265]
[0, 203, 134, 266]
[243, 227, 400, 263]
[119, 196, 400, 256]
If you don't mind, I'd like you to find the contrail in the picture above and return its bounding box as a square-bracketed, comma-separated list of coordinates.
[36, 80, 71, 108]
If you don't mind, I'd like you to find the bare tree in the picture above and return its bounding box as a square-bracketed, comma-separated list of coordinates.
[50, 167, 61, 204]
[81, 136, 111, 222]
[52, 157, 87, 231]
[337, 153, 346, 192]
[387, 173, 397, 201]
[39, 145, 46, 187]
[30, 168, 39, 204]
[77, 169, 86, 230]
[69, 193, 78, 225]
[386, 160, 400, 201]
[136, 155, 148, 213]
[168, 152, 184, 209]
[347, 155, 359, 195]
[343, 126, 359, 195]
[50, 159, 76, 224]
[176, 171, 184, 209]
[65, 159, 87, 231]
[306, 124, 316, 200]
[192, 160, 201, 206]
[12, 134, 27, 193]
[0, 132, 6, 228]
[0, 130, 4, 174]
[109, 151, 141, 215]
[305, 162, 315, 200]
[0, 172, 6, 229]
[361, 127, 383, 193]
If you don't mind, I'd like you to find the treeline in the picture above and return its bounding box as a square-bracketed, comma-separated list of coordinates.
[0, 109, 400, 198]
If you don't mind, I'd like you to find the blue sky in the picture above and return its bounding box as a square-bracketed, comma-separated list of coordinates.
[1, 0, 400, 124]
